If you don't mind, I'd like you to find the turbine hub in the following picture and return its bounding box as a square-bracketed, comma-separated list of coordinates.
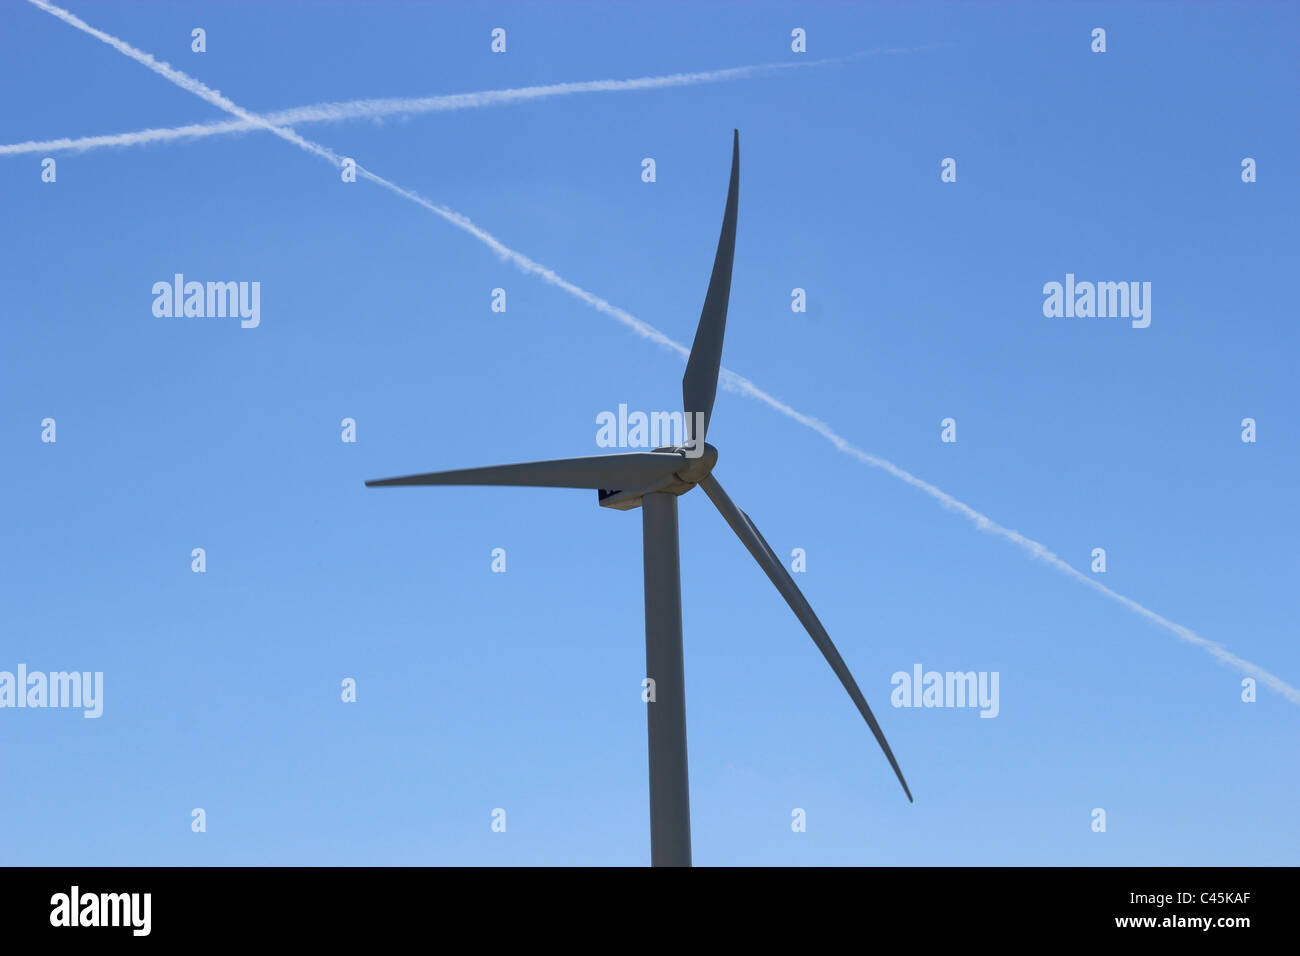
[673, 441, 717, 485]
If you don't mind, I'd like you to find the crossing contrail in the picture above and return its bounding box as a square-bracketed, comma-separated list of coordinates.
[28, 0, 1300, 705]
[0, 50, 927, 158]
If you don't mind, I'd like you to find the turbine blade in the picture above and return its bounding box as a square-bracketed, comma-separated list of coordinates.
[698, 473, 913, 802]
[366, 452, 684, 490]
[681, 129, 739, 446]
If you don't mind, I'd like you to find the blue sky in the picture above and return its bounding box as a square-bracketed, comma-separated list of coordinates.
[1, 1, 1297, 866]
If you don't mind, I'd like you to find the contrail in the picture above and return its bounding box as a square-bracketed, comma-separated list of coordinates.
[0, 50, 926, 158]
[712, 369, 1300, 705]
[29, 0, 1300, 705]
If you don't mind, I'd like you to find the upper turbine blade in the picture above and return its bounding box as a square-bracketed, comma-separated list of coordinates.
[681, 129, 739, 446]
[698, 474, 913, 803]
[366, 452, 685, 490]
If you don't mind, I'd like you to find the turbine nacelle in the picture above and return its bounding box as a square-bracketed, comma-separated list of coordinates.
[597, 442, 718, 511]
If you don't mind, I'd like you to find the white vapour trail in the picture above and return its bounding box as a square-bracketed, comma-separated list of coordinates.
[712, 369, 1300, 705]
[30, 0, 1300, 705]
[0, 51, 914, 158]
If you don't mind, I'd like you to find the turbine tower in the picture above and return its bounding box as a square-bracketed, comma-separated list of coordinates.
[367, 131, 911, 866]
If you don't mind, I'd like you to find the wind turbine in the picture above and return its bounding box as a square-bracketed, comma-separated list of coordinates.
[366, 130, 911, 866]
